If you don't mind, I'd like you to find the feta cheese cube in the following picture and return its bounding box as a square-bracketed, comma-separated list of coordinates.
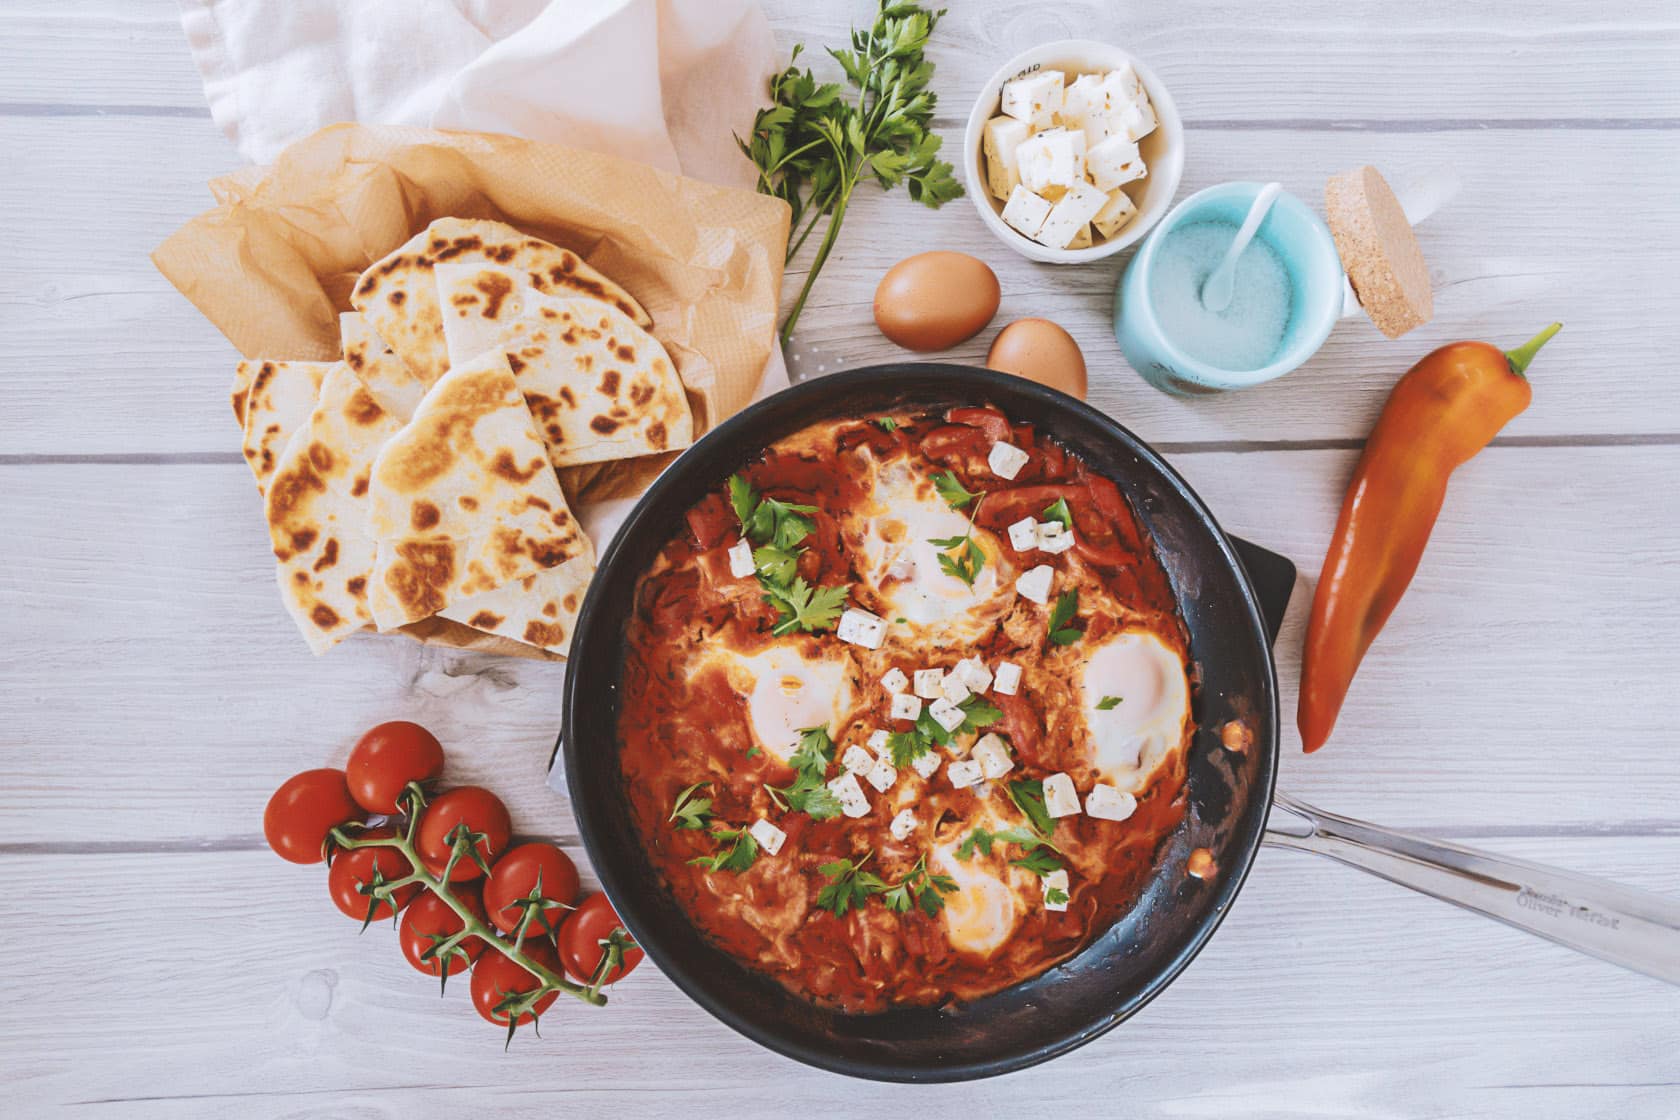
[1059, 73, 1105, 131]
[1085, 783, 1138, 822]
[1042, 772, 1080, 817]
[1037, 520, 1075, 555]
[1042, 868, 1070, 911]
[865, 756, 897, 793]
[880, 667, 910, 695]
[982, 115, 1030, 202]
[749, 818, 786, 856]
[867, 729, 890, 754]
[1000, 184, 1052, 239]
[988, 440, 1030, 479]
[837, 607, 886, 650]
[1116, 96, 1157, 142]
[828, 772, 870, 818]
[1097, 66, 1143, 112]
[727, 538, 755, 578]
[1086, 135, 1146, 192]
[940, 672, 972, 706]
[928, 697, 965, 733]
[1035, 180, 1109, 250]
[1066, 223, 1093, 250]
[953, 657, 993, 693]
[890, 808, 918, 841]
[913, 668, 945, 699]
[1015, 128, 1083, 195]
[1008, 516, 1040, 551]
[999, 70, 1063, 129]
[841, 744, 876, 775]
[1016, 564, 1054, 604]
[994, 660, 1022, 695]
[972, 733, 1014, 779]
[890, 692, 923, 722]
[947, 758, 984, 789]
[911, 750, 942, 779]
[1092, 189, 1139, 240]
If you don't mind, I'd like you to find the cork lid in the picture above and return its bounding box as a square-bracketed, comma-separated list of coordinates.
[1325, 166, 1433, 339]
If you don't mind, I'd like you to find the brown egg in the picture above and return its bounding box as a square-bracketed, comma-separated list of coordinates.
[985, 318, 1088, 399]
[873, 252, 1001, 351]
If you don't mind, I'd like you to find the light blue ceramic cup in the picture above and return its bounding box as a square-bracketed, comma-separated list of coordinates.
[1114, 181, 1344, 396]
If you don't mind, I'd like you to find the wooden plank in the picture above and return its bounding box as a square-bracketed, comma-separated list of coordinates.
[2, 117, 1676, 454]
[0, 447, 1675, 844]
[4, 0, 1678, 122]
[1, 839, 1674, 1116]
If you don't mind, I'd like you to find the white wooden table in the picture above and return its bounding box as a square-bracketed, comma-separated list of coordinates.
[3, 2, 1677, 1116]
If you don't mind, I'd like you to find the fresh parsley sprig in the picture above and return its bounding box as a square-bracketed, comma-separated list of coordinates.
[1047, 589, 1084, 646]
[916, 694, 1002, 749]
[1095, 695, 1124, 710]
[880, 854, 958, 916]
[668, 782, 714, 831]
[728, 473, 850, 636]
[928, 532, 985, 587]
[1006, 778, 1057, 838]
[1041, 497, 1073, 531]
[738, 3, 962, 343]
[766, 727, 843, 820]
[932, 470, 979, 510]
[687, 826, 760, 873]
[815, 851, 887, 916]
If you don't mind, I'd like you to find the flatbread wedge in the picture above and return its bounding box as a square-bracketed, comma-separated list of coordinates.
[232, 359, 332, 493]
[350, 218, 651, 385]
[365, 349, 595, 654]
[264, 363, 403, 653]
[340, 312, 431, 422]
[435, 262, 693, 468]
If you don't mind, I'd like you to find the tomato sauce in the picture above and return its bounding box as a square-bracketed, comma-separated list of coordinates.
[617, 407, 1190, 1011]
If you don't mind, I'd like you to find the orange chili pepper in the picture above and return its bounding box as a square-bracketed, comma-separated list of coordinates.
[1297, 323, 1562, 753]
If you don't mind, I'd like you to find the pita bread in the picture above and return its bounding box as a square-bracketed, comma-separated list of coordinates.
[365, 349, 595, 654]
[435, 262, 693, 468]
[263, 364, 403, 653]
[340, 312, 432, 421]
[231, 360, 331, 493]
[350, 218, 651, 385]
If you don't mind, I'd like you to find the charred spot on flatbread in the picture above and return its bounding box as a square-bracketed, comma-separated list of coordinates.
[385, 541, 455, 619]
[523, 619, 568, 649]
[648, 422, 668, 449]
[600, 370, 620, 396]
[347, 576, 366, 597]
[469, 610, 505, 630]
[459, 495, 479, 511]
[347, 389, 385, 428]
[351, 471, 370, 498]
[411, 501, 441, 531]
[313, 538, 339, 572]
[388, 289, 406, 306]
[629, 382, 654, 407]
[591, 416, 621, 435]
[490, 451, 545, 485]
[311, 604, 341, 630]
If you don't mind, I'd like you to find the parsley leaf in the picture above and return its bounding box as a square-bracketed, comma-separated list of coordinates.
[728, 473, 817, 550]
[752, 545, 801, 585]
[815, 851, 887, 916]
[1095, 695, 1124, 710]
[874, 417, 899, 432]
[1045, 886, 1070, 906]
[688, 827, 760, 873]
[1041, 497, 1073, 531]
[886, 729, 930, 769]
[880, 854, 959, 917]
[1047, 589, 1084, 645]
[957, 824, 1057, 862]
[739, 4, 961, 343]
[728, 474, 758, 534]
[764, 577, 849, 636]
[1006, 778, 1056, 838]
[1010, 847, 1063, 877]
[916, 694, 1002, 748]
[931, 470, 979, 510]
[767, 727, 842, 820]
[667, 782, 713, 831]
[931, 534, 985, 587]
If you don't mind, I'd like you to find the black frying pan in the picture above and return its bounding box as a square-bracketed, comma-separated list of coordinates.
[562, 363, 1284, 1081]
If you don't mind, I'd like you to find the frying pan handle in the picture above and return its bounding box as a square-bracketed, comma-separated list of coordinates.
[1265, 792, 1680, 986]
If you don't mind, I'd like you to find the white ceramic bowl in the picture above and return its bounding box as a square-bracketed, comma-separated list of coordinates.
[963, 40, 1185, 264]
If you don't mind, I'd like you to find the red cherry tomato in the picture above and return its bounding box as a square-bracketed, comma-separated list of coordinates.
[483, 842, 581, 938]
[416, 787, 511, 882]
[345, 721, 445, 814]
[557, 893, 644, 985]
[264, 769, 366, 865]
[471, 938, 562, 1028]
[399, 886, 489, 979]
[326, 829, 420, 922]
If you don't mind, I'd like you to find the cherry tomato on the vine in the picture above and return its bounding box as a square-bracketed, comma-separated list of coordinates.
[557, 893, 644, 985]
[470, 938, 562, 1028]
[416, 787, 511, 882]
[264, 769, 366, 865]
[483, 842, 580, 937]
[326, 829, 420, 922]
[345, 721, 445, 814]
[399, 885, 489, 979]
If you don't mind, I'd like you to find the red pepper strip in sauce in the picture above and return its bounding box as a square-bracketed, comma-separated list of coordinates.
[1298, 323, 1561, 753]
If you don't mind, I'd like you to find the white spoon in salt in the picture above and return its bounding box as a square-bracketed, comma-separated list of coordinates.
[1200, 181, 1284, 314]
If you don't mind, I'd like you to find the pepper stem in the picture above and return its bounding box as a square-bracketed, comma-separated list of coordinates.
[1504, 322, 1562, 377]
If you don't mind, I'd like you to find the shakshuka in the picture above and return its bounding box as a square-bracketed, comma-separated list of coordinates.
[618, 405, 1193, 1011]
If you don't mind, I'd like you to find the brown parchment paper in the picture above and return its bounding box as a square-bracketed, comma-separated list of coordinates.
[155, 123, 790, 660]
